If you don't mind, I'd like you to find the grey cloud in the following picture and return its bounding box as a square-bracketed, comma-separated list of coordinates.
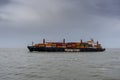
[0, 0, 120, 48]
[0, 0, 11, 21]
[81, 0, 120, 17]
[0, 0, 10, 6]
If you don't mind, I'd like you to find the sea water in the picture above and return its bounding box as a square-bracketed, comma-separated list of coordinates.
[0, 48, 120, 80]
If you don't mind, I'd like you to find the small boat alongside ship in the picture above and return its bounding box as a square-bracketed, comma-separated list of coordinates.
[27, 39, 105, 52]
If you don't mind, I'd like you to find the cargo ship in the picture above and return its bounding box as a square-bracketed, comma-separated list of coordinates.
[27, 39, 105, 52]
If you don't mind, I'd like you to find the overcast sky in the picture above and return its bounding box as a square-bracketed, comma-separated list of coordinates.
[0, 0, 120, 48]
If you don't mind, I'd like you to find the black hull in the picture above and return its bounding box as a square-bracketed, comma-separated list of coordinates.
[27, 46, 105, 52]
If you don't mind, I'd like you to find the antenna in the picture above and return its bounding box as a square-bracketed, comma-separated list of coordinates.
[32, 41, 34, 46]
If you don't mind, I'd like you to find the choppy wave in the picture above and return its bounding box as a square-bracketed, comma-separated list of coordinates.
[0, 48, 120, 80]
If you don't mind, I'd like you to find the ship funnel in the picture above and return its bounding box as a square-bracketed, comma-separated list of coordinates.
[63, 39, 65, 43]
[81, 39, 82, 43]
[97, 41, 99, 45]
[43, 39, 45, 44]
